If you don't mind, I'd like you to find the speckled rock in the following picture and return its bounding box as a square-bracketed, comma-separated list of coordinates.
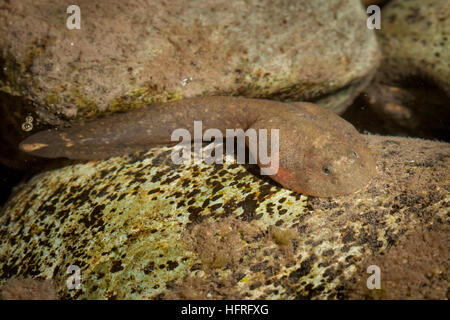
[0, 135, 448, 299]
[377, 0, 450, 96]
[0, 0, 379, 124]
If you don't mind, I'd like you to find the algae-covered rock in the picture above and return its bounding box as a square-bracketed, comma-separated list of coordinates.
[377, 0, 450, 96]
[0, 0, 379, 123]
[0, 135, 448, 299]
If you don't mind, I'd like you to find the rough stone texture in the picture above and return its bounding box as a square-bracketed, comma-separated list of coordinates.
[0, 278, 56, 300]
[0, 0, 379, 125]
[0, 135, 448, 299]
[377, 0, 450, 96]
[344, 220, 449, 299]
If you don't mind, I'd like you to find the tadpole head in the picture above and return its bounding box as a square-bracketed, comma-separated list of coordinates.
[272, 128, 377, 197]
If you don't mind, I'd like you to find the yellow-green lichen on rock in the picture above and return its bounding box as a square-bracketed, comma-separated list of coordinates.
[0, 135, 448, 299]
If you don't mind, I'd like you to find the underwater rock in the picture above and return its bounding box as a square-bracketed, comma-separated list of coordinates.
[0, 0, 379, 124]
[0, 278, 56, 300]
[0, 135, 448, 299]
[377, 0, 450, 96]
[344, 220, 449, 299]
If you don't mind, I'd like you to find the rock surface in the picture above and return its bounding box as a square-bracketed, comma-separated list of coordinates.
[0, 278, 56, 300]
[377, 0, 450, 96]
[0, 135, 448, 299]
[344, 220, 449, 299]
[0, 0, 379, 124]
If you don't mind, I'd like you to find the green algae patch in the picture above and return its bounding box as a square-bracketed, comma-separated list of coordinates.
[109, 85, 184, 114]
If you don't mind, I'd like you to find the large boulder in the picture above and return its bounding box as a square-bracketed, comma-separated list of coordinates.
[377, 0, 450, 96]
[0, 0, 379, 123]
[0, 135, 448, 299]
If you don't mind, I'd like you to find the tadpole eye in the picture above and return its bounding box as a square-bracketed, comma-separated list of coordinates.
[322, 164, 332, 175]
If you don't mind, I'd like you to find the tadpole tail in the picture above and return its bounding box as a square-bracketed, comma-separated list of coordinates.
[19, 128, 131, 160]
[19, 125, 170, 160]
